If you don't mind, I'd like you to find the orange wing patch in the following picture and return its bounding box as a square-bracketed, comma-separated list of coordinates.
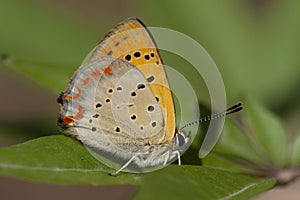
[81, 77, 90, 86]
[63, 116, 75, 125]
[73, 105, 83, 120]
[73, 88, 82, 100]
[91, 70, 101, 78]
[103, 66, 112, 75]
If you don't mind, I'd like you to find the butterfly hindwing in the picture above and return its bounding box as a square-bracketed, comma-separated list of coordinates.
[60, 57, 165, 152]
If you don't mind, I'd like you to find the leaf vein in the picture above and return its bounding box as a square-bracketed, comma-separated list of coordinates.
[219, 183, 256, 200]
[0, 163, 109, 173]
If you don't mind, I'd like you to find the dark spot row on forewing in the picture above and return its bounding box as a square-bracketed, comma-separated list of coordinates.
[125, 54, 131, 61]
[124, 51, 157, 63]
[134, 52, 141, 57]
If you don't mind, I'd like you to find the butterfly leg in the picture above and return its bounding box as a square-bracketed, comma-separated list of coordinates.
[162, 151, 170, 166]
[110, 155, 137, 176]
[162, 150, 181, 166]
[175, 151, 181, 165]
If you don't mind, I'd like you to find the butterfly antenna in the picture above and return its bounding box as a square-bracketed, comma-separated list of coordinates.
[179, 103, 243, 132]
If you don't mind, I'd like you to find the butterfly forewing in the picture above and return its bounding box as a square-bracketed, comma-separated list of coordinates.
[84, 18, 175, 142]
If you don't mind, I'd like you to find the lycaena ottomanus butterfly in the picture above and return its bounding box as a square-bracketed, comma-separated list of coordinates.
[57, 17, 242, 175]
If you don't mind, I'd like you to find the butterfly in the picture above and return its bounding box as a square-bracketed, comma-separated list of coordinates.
[57, 17, 242, 175]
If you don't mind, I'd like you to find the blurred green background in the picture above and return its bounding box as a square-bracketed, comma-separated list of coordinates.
[1, 0, 300, 199]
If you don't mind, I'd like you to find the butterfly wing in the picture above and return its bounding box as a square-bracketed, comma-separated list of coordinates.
[58, 57, 166, 153]
[84, 18, 175, 142]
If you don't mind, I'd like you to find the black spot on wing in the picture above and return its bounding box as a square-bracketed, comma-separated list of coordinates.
[107, 50, 112, 56]
[147, 76, 155, 83]
[137, 84, 145, 89]
[134, 51, 141, 57]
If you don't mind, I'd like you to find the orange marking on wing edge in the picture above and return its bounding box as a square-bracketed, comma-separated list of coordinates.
[91, 70, 101, 77]
[63, 116, 75, 125]
[62, 105, 83, 125]
[73, 105, 83, 120]
[81, 77, 90, 86]
[73, 88, 82, 100]
[63, 95, 72, 100]
[103, 67, 112, 75]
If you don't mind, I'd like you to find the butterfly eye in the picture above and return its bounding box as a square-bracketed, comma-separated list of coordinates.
[175, 132, 186, 147]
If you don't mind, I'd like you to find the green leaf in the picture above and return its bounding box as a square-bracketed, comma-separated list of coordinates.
[202, 153, 257, 175]
[244, 100, 288, 168]
[133, 165, 275, 200]
[203, 99, 291, 179]
[2, 58, 74, 93]
[210, 119, 269, 167]
[0, 135, 141, 185]
[0, 134, 276, 199]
